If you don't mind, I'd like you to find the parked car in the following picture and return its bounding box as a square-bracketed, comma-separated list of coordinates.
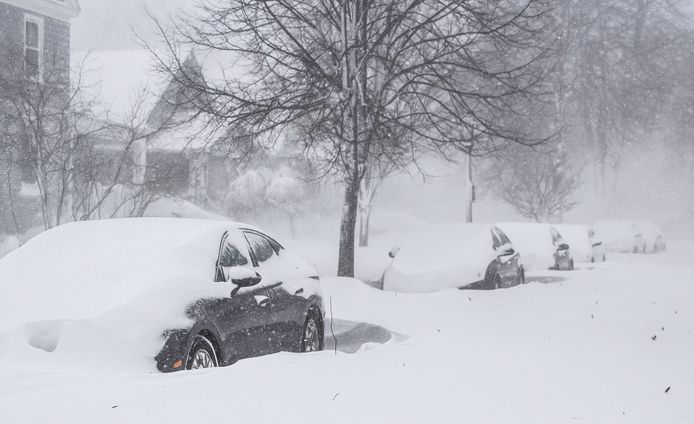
[382, 223, 525, 292]
[638, 221, 667, 253]
[497, 223, 574, 271]
[0, 218, 324, 372]
[588, 227, 607, 262]
[554, 224, 607, 263]
[594, 220, 649, 253]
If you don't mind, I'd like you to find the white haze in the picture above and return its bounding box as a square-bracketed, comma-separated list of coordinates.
[71, 0, 694, 241]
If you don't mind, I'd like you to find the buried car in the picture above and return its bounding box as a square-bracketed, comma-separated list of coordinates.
[595, 220, 666, 253]
[382, 223, 524, 292]
[0, 218, 324, 372]
[554, 224, 606, 263]
[497, 223, 574, 271]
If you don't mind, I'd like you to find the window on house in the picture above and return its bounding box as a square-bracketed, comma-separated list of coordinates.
[24, 17, 43, 79]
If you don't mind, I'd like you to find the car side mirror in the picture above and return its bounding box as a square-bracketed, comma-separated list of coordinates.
[226, 266, 262, 287]
[592, 241, 602, 247]
[558, 243, 570, 251]
[388, 247, 400, 258]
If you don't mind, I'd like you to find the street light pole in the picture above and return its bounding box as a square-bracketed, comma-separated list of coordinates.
[466, 149, 473, 223]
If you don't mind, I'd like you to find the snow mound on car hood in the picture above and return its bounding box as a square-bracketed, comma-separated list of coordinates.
[0, 218, 233, 330]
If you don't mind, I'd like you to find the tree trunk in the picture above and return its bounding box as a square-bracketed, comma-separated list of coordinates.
[358, 203, 371, 247]
[338, 172, 359, 277]
[288, 212, 296, 239]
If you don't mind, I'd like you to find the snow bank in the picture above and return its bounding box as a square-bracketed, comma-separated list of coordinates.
[3, 246, 694, 423]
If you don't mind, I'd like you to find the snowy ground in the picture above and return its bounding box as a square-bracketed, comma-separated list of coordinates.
[1, 241, 692, 423]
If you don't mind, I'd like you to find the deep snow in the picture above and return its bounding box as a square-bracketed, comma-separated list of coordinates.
[0, 239, 692, 423]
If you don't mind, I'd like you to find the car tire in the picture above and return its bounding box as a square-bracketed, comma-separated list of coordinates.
[186, 334, 219, 370]
[519, 269, 526, 285]
[301, 311, 324, 353]
[569, 259, 574, 271]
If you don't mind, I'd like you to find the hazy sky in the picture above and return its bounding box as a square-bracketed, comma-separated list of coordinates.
[71, 0, 196, 52]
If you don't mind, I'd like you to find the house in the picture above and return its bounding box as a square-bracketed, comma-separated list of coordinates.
[77, 49, 251, 210]
[0, 0, 81, 234]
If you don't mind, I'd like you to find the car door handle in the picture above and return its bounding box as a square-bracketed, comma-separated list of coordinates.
[294, 288, 304, 295]
[254, 295, 270, 307]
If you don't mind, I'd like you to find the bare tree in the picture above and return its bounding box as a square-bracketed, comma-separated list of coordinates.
[150, 0, 556, 277]
[488, 144, 582, 222]
[549, 0, 687, 194]
[0, 46, 97, 230]
[0, 46, 182, 232]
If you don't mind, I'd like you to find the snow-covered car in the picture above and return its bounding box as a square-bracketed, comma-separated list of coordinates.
[638, 221, 666, 253]
[594, 220, 650, 253]
[588, 227, 607, 262]
[497, 223, 574, 271]
[0, 218, 324, 372]
[382, 223, 525, 292]
[554, 224, 606, 263]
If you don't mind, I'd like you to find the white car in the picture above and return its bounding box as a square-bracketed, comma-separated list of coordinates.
[382, 223, 525, 292]
[638, 221, 666, 253]
[593, 220, 664, 253]
[594, 221, 644, 253]
[554, 224, 606, 263]
[497, 223, 574, 271]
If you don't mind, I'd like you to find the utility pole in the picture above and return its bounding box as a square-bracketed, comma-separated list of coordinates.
[465, 150, 473, 223]
[464, 133, 474, 223]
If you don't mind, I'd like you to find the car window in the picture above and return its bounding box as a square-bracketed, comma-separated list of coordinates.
[549, 228, 558, 243]
[491, 229, 502, 250]
[219, 240, 249, 268]
[215, 232, 251, 282]
[497, 229, 512, 246]
[244, 232, 276, 264]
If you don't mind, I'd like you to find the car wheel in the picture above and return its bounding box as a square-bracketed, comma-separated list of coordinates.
[519, 269, 526, 285]
[186, 335, 219, 370]
[301, 312, 323, 353]
[633, 246, 638, 253]
[602, 254, 606, 262]
[569, 259, 574, 271]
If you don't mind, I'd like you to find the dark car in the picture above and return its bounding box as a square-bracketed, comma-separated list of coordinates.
[382, 223, 525, 292]
[157, 227, 325, 371]
[0, 219, 324, 373]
